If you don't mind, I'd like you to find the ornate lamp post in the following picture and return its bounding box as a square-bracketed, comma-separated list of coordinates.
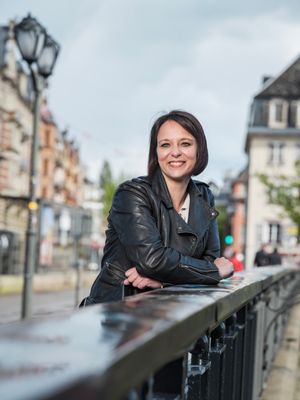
[14, 14, 60, 319]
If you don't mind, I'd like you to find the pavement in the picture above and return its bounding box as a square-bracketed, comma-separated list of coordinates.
[0, 287, 91, 324]
[261, 303, 300, 400]
[295, 351, 300, 400]
[0, 269, 98, 295]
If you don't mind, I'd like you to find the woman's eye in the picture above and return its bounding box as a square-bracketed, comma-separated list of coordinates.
[182, 142, 191, 147]
[160, 143, 170, 148]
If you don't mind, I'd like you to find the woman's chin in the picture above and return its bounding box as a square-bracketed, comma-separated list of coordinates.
[164, 172, 191, 183]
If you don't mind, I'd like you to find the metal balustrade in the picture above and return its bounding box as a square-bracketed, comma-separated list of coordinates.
[0, 266, 299, 400]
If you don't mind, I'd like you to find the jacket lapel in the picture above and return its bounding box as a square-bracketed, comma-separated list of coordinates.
[188, 181, 218, 238]
[150, 170, 218, 238]
[151, 169, 173, 209]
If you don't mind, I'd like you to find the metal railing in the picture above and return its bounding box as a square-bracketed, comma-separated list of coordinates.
[0, 266, 299, 400]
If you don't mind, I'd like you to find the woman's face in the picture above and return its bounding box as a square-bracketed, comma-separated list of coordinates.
[156, 120, 198, 184]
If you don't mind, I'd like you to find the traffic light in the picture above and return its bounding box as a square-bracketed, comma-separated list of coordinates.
[224, 234, 233, 245]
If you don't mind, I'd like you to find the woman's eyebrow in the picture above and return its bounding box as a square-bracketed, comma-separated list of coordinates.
[158, 137, 194, 142]
[157, 139, 170, 143]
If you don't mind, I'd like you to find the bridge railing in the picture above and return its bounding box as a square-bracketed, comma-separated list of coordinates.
[0, 266, 299, 400]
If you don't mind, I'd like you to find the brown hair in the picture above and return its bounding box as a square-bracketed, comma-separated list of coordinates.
[148, 110, 208, 177]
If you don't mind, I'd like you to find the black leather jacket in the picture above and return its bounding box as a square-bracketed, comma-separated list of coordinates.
[86, 169, 221, 304]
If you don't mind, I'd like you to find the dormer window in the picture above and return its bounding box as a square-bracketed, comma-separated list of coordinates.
[290, 100, 300, 127]
[269, 99, 288, 128]
[275, 103, 283, 121]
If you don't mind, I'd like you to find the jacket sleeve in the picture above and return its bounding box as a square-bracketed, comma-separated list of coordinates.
[110, 187, 221, 285]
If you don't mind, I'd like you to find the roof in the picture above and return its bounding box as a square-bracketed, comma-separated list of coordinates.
[234, 166, 248, 183]
[254, 54, 300, 99]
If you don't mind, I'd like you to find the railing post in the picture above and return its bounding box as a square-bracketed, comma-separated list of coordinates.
[223, 314, 238, 400]
[126, 376, 154, 400]
[208, 322, 226, 400]
[186, 335, 211, 400]
[152, 356, 186, 399]
[241, 302, 257, 400]
[234, 306, 246, 400]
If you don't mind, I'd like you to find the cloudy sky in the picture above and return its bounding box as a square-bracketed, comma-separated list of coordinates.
[2, 0, 300, 184]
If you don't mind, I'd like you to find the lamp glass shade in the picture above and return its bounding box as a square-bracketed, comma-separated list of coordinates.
[37, 35, 60, 78]
[14, 14, 45, 63]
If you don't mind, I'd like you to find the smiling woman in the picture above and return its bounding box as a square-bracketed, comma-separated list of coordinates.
[156, 121, 198, 199]
[82, 110, 233, 305]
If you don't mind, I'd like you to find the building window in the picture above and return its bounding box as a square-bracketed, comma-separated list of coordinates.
[45, 129, 51, 147]
[275, 103, 283, 122]
[268, 141, 285, 165]
[249, 99, 269, 127]
[260, 222, 282, 244]
[269, 99, 288, 128]
[8, 122, 21, 153]
[268, 223, 281, 244]
[43, 159, 49, 176]
[296, 143, 300, 161]
[290, 100, 300, 127]
[42, 187, 47, 198]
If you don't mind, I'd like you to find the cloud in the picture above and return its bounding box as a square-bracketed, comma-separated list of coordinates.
[2, 0, 300, 183]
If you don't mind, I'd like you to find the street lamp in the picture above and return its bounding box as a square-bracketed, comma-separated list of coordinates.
[14, 14, 60, 319]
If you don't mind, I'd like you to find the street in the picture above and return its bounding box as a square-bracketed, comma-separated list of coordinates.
[0, 287, 90, 325]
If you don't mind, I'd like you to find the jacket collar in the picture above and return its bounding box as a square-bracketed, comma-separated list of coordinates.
[150, 169, 217, 237]
[150, 169, 203, 209]
[150, 169, 172, 208]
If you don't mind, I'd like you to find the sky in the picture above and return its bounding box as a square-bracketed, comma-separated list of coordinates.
[2, 0, 300, 185]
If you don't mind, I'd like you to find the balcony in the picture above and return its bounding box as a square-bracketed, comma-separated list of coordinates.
[0, 267, 299, 400]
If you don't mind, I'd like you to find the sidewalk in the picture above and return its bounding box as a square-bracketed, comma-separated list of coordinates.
[0, 270, 98, 295]
[261, 304, 300, 400]
[295, 350, 300, 400]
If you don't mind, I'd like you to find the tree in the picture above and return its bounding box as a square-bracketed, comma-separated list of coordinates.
[258, 160, 300, 243]
[101, 180, 118, 220]
[99, 160, 113, 190]
[99, 161, 118, 221]
[216, 204, 228, 253]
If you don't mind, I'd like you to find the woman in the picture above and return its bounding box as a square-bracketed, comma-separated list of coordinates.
[84, 110, 233, 305]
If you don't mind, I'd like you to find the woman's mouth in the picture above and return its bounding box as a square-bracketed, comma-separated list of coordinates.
[168, 161, 185, 168]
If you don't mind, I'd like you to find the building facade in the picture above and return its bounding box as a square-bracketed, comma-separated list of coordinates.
[0, 20, 91, 273]
[230, 168, 247, 255]
[245, 56, 300, 268]
[0, 22, 32, 273]
[82, 177, 104, 270]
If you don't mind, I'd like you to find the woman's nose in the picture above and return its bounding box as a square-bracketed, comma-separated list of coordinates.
[170, 146, 181, 157]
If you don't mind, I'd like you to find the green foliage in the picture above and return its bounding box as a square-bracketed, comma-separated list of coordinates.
[101, 180, 118, 220]
[216, 205, 228, 253]
[99, 160, 118, 220]
[99, 160, 113, 190]
[258, 160, 300, 241]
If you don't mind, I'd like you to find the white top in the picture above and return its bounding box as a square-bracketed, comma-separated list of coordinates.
[178, 193, 190, 223]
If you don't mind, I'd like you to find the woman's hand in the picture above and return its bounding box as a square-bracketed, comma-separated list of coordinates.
[214, 257, 234, 279]
[124, 267, 162, 289]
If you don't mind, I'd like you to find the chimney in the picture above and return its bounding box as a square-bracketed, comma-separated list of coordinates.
[262, 75, 272, 85]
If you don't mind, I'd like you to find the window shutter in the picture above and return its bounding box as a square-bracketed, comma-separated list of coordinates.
[262, 101, 269, 126]
[290, 101, 297, 127]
